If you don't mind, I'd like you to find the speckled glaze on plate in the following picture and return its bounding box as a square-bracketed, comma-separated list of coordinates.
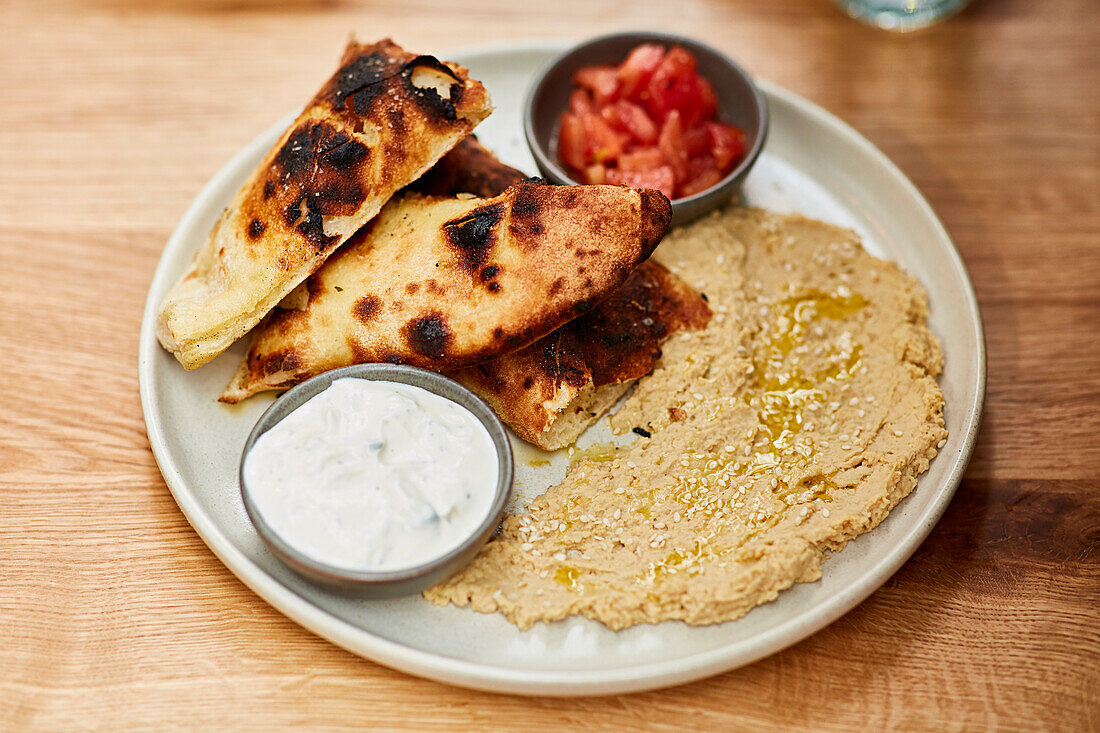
[139, 41, 985, 696]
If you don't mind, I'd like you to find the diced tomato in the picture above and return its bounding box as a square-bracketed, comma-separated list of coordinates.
[697, 76, 719, 121]
[573, 65, 620, 106]
[584, 164, 607, 184]
[687, 152, 716, 181]
[558, 112, 588, 171]
[580, 112, 622, 164]
[658, 110, 689, 185]
[616, 44, 665, 101]
[607, 165, 676, 200]
[645, 46, 698, 121]
[600, 104, 623, 131]
[643, 46, 720, 127]
[560, 42, 747, 200]
[707, 121, 747, 170]
[681, 164, 724, 197]
[618, 146, 665, 171]
[569, 88, 595, 116]
[597, 108, 638, 151]
[683, 124, 710, 157]
[608, 100, 658, 144]
[663, 45, 697, 76]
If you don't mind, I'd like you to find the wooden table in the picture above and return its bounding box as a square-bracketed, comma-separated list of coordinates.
[2, 0, 1097, 728]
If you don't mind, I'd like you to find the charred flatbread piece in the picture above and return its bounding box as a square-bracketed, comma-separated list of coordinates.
[156, 39, 493, 369]
[415, 142, 709, 448]
[407, 135, 527, 198]
[454, 260, 711, 449]
[219, 180, 672, 402]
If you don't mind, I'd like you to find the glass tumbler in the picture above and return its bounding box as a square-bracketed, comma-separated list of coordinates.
[833, 0, 970, 31]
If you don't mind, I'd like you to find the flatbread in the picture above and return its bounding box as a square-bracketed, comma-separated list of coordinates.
[156, 39, 493, 369]
[454, 260, 711, 449]
[410, 139, 710, 448]
[219, 180, 672, 402]
[407, 135, 528, 198]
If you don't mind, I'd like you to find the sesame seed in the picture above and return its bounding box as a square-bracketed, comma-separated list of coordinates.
[937, 438, 947, 449]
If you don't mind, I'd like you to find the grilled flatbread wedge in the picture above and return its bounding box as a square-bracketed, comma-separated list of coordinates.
[407, 135, 527, 198]
[219, 180, 671, 402]
[156, 39, 493, 369]
[408, 141, 712, 448]
[454, 260, 711, 449]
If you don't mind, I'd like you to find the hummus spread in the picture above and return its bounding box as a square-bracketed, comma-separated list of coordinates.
[425, 207, 947, 630]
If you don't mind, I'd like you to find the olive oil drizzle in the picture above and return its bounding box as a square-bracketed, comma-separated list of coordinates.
[552, 289, 870, 590]
[637, 289, 869, 584]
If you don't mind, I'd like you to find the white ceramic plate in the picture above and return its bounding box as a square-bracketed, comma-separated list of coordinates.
[139, 41, 985, 696]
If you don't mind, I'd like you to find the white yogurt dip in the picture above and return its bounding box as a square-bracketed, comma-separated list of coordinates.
[243, 377, 500, 572]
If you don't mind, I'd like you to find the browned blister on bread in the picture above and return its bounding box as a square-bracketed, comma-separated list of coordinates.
[156, 39, 493, 369]
[219, 180, 671, 402]
[454, 260, 712, 449]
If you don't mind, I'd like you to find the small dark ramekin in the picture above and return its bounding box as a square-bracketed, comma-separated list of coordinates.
[239, 363, 514, 598]
[525, 32, 769, 226]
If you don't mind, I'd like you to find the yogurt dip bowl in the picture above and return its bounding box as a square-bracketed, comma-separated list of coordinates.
[239, 363, 514, 598]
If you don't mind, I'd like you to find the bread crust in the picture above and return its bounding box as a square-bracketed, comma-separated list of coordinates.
[454, 260, 711, 448]
[219, 181, 671, 402]
[407, 135, 528, 198]
[157, 39, 492, 369]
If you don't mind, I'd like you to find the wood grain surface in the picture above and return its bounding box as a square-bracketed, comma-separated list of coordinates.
[2, 0, 1098, 729]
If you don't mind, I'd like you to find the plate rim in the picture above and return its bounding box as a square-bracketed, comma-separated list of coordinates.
[138, 39, 986, 696]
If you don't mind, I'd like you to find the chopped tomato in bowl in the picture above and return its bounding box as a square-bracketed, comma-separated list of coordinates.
[556, 43, 748, 201]
[525, 32, 768, 224]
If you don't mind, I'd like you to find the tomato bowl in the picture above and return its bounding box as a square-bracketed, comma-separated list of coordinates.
[524, 32, 768, 226]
